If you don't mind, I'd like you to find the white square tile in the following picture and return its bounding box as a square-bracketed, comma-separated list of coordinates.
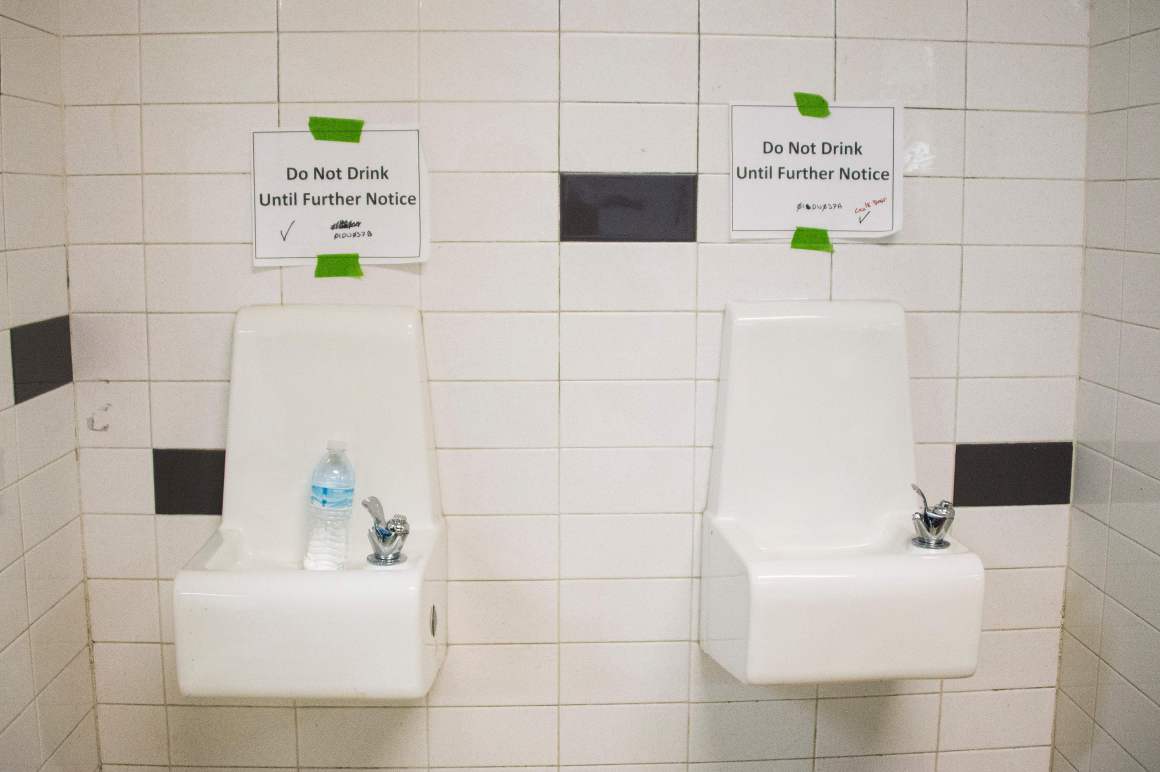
[142, 104, 278, 173]
[560, 703, 688, 764]
[561, 102, 697, 172]
[6, 248, 68, 327]
[1068, 507, 1109, 587]
[420, 103, 558, 172]
[447, 515, 558, 580]
[421, 32, 557, 100]
[281, 263, 420, 307]
[424, 313, 558, 380]
[968, 43, 1087, 110]
[430, 381, 558, 448]
[562, 0, 698, 32]
[982, 567, 1065, 630]
[430, 644, 557, 706]
[967, 0, 1088, 43]
[1127, 104, 1160, 178]
[1132, 0, 1160, 33]
[0, 703, 42, 770]
[562, 33, 696, 102]
[71, 314, 147, 381]
[0, 19, 60, 103]
[1077, 380, 1117, 455]
[956, 378, 1076, 442]
[1123, 253, 1160, 329]
[27, 585, 86, 693]
[139, 0, 275, 31]
[561, 313, 695, 379]
[280, 32, 417, 101]
[1129, 29, 1160, 105]
[18, 454, 79, 549]
[1058, 630, 1099, 713]
[1093, 666, 1160, 769]
[87, 579, 160, 642]
[1126, 180, 1160, 252]
[561, 380, 694, 447]
[1111, 461, 1160, 554]
[15, 386, 76, 477]
[1091, 0, 1131, 43]
[447, 580, 557, 643]
[1089, 109, 1129, 180]
[831, 245, 961, 310]
[42, 706, 98, 772]
[0, 635, 33, 731]
[697, 243, 830, 310]
[428, 706, 557, 767]
[561, 514, 693, 578]
[964, 179, 1085, 246]
[965, 112, 1086, 178]
[439, 448, 558, 514]
[815, 694, 939, 757]
[60, 0, 138, 34]
[146, 245, 279, 312]
[143, 174, 252, 243]
[903, 107, 965, 176]
[421, 243, 558, 311]
[951, 506, 1068, 568]
[910, 379, 955, 443]
[560, 642, 689, 703]
[3, 174, 65, 250]
[0, 0, 59, 31]
[561, 243, 696, 311]
[296, 707, 426, 767]
[168, 706, 296, 766]
[939, 689, 1055, 750]
[1073, 445, 1113, 523]
[155, 515, 218, 579]
[1087, 181, 1127, 250]
[66, 176, 143, 244]
[64, 105, 140, 175]
[147, 314, 233, 382]
[61, 35, 136, 104]
[1, 96, 62, 175]
[149, 382, 229, 449]
[943, 629, 1061, 692]
[701, 36, 833, 104]
[23, 521, 83, 619]
[83, 515, 156, 578]
[837, 0, 965, 39]
[961, 247, 1082, 312]
[1100, 598, 1160, 706]
[0, 488, 22, 569]
[96, 704, 168, 765]
[420, 0, 558, 30]
[1090, 39, 1131, 111]
[79, 448, 154, 514]
[1053, 693, 1094, 770]
[1115, 393, 1160, 479]
[278, 0, 417, 30]
[1106, 529, 1160, 628]
[68, 245, 146, 313]
[141, 34, 276, 102]
[959, 313, 1079, 377]
[882, 177, 963, 245]
[689, 700, 817, 762]
[560, 578, 691, 641]
[430, 173, 557, 241]
[93, 642, 163, 704]
[560, 448, 694, 513]
[838, 40, 965, 108]
[1080, 314, 1120, 387]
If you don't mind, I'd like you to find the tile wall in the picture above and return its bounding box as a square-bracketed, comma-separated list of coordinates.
[0, 2, 98, 770]
[1052, 1, 1160, 770]
[57, 0, 1098, 770]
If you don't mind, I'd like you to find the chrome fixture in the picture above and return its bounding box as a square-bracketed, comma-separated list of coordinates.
[910, 484, 955, 550]
[363, 496, 409, 565]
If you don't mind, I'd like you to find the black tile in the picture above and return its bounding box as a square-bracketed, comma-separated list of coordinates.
[953, 442, 1073, 507]
[560, 173, 697, 242]
[10, 316, 72, 404]
[154, 449, 226, 515]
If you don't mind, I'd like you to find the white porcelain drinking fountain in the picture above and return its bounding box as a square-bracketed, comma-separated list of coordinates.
[174, 305, 446, 699]
[699, 301, 984, 685]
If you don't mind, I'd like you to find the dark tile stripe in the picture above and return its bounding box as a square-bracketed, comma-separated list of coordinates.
[154, 449, 226, 515]
[10, 315, 72, 404]
[953, 442, 1073, 507]
[560, 173, 697, 242]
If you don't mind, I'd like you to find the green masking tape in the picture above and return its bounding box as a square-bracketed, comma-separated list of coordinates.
[314, 253, 364, 278]
[308, 115, 364, 143]
[791, 227, 833, 253]
[793, 91, 830, 118]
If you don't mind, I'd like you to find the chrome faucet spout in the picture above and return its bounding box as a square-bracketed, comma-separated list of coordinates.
[910, 484, 955, 550]
[363, 496, 409, 565]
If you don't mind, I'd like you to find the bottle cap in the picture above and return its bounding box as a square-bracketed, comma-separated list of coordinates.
[326, 439, 347, 452]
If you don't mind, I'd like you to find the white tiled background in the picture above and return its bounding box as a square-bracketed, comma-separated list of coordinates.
[3, 0, 1151, 770]
[0, 3, 97, 771]
[1053, 1, 1160, 771]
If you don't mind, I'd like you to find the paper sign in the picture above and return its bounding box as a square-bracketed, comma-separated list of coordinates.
[252, 128, 428, 266]
[730, 104, 903, 239]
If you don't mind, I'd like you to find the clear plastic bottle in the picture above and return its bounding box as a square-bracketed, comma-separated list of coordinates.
[302, 440, 355, 570]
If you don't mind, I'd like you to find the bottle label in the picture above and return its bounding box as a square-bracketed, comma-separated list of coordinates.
[311, 484, 354, 510]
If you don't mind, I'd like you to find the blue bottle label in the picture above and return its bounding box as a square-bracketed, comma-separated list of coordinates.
[311, 484, 354, 510]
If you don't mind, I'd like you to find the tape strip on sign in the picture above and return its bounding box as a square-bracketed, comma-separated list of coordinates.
[793, 91, 830, 118]
[791, 227, 834, 253]
[314, 253, 364, 278]
[308, 116, 364, 143]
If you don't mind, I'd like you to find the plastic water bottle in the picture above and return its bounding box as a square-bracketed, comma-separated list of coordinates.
[302, 440, 355, 570]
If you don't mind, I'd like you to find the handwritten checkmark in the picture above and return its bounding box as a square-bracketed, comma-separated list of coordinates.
[858, 211, 872, 223]
[280, 220, 296, 241]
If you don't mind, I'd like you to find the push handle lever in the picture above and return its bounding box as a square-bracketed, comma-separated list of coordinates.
[363, 496, 409, 565]
[910, 483, 955, 550]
